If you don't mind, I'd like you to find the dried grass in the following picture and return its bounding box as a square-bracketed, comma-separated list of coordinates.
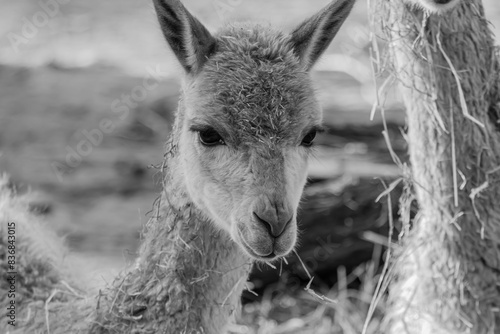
[235, 253, 387, 334]
[369, 0, 500, 332]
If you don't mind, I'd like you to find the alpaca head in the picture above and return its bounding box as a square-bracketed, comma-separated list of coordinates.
[403, 0, 461, 13]
[153, 0, 355, 261]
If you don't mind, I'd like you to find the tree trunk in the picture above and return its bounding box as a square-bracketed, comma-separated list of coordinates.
[375, 1, 500, 333]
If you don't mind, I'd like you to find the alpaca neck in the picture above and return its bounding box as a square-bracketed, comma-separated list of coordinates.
[383, 1, 500, 333]
[93, 140, 253, 334]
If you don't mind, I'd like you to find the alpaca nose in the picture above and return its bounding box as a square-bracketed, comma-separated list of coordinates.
[253, 207, 293, 238]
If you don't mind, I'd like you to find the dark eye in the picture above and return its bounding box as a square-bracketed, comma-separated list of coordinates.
[199, 128, 225, 146]
[301, 130, 317, 147]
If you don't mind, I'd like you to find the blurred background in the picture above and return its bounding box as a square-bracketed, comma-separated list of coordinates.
[0, 0, 498, 332]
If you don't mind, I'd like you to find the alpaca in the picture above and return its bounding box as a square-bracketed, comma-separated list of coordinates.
[0, 0, 356, 333]
[0, 176, 81, 328]
[373, 0, 500, 333]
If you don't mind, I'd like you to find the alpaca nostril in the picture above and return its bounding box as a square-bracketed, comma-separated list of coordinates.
[253, 212, 273, 235]
[253, 212, 292, 238]
[434, 0, 452, 3]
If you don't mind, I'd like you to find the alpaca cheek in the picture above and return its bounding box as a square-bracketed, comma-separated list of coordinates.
[198, 181, 235, 229]
[178, 142, 220, 220]
[193, 152, 249, 230]
[283, 150, 309, 208]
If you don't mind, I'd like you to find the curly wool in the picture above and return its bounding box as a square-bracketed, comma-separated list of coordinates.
[372, 0, 500, 333]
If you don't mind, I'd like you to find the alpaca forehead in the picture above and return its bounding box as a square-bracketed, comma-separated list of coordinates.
[214, 22, 297, 63]
[193, 71, 320, 143]
[189, 23, 321, 142]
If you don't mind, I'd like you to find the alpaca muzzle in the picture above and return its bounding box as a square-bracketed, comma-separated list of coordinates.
[235, 209, 297, 261]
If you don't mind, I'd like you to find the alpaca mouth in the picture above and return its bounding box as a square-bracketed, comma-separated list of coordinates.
[242, 243, 276, 260]
[240, 237, 276, 260]
[237, 228, 273, 258]
[236, 227, 291, 261]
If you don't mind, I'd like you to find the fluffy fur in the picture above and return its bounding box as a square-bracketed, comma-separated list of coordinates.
[0, 1, 356, 333]
[0, 176, 93, 333]
[154, 0, 356, 262]
[374, 0, 500, 333]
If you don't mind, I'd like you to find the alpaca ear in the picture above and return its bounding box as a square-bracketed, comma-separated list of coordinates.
[289, 0, 356, 70]
[153, 0, 217, 73]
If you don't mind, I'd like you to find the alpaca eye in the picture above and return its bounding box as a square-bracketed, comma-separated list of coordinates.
[199, 128, 225, 146]
[301, 130, 317, 147]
